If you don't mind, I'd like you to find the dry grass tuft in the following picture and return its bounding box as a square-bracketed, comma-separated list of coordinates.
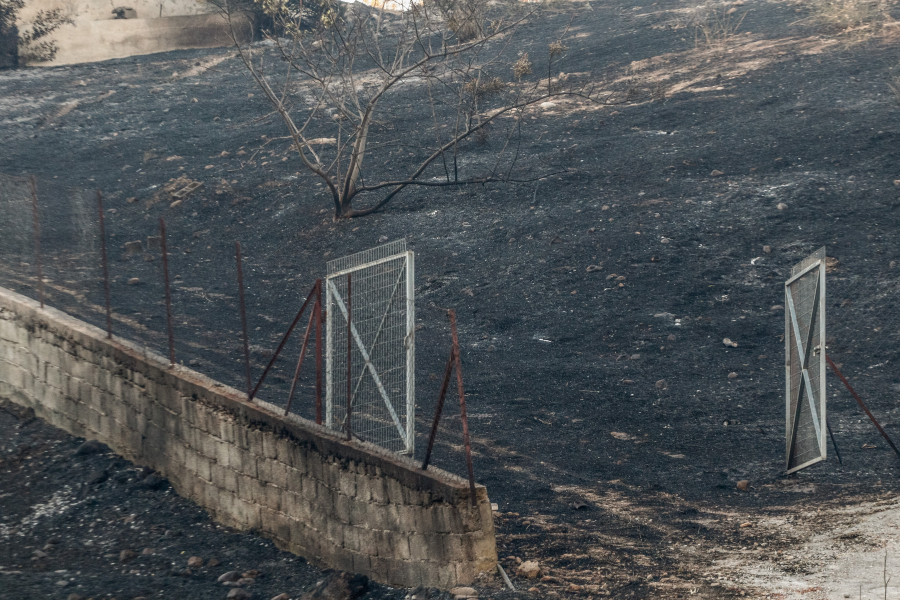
[691, 2, 748, 51]
[808, 0, 881, 32]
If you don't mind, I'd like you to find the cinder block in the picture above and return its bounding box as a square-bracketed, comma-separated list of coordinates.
[338, 472, 357, 499]
[222, 467, 239, 494]
[237, 448, 258, 479]
[351, 550, 372, 575]
[269, 460, 288, 489]
[369, 477, 388, 504]
[263, 482, 283, 512]
[275, 437, 296, 469]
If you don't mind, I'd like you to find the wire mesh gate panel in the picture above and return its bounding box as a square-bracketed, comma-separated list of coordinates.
[325, 240, 415, 454]
[785, 247, 827, 474]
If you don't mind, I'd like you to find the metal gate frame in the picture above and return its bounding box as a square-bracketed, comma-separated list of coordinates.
[785, 247, 827, 474]
[324, 242, 415, 454]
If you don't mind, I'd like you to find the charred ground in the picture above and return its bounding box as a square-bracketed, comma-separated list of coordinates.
[2, 0, 900, 597]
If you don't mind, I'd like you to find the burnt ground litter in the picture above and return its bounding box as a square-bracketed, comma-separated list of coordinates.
[2, 0, 900, 597]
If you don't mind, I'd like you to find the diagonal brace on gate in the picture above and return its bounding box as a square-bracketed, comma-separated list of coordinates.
[786, 266, 822, 464]
[326, 278, 406, 439]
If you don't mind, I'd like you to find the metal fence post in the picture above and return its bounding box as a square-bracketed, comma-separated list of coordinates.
[346, 272, 352, 441]
[158, 218, 175, 366]
[96, 191, 112, 339]
[236, 241, 252, 400]
[448, 309, 477, 506]
[28, 176, 44, 309]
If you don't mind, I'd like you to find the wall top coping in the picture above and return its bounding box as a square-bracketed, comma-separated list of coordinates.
[0, 286, 484, 505]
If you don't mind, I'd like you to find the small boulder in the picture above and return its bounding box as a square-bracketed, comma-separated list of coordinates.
[728, 372, 738, 379]
[75, 439, 107, 456]
[219, 571, 242, 583]
[777, 202, 788, 210]
[516, 561, 542, 579]
[736, 480, 750, 491]
[655, 379, 668, 390]
[299, 572, 369, 600]
[710, 170, 724, 177]
[127, 277, 141, 285]
[187, 556, 204, 569]
[119, 549, 136, 563]
[271, 595, 290, 600]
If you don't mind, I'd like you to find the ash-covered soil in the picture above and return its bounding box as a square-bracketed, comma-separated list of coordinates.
[2, 0, 900, 597]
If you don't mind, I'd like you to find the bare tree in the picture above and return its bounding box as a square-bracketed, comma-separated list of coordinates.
[222, 0, 638, 220]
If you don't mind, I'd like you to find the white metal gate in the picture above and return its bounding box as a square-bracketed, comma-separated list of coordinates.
[325, 240, 415, 454]
[785, 247, 827, 473]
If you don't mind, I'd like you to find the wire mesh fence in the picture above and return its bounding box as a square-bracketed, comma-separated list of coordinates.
[325, 240, 415, 454]
[0, 175, 332, 427]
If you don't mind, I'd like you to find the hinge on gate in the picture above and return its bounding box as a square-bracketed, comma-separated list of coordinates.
[813, 345, 823, 355]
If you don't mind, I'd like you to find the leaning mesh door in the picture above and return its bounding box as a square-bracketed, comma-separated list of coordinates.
[785, 247, 827, 473]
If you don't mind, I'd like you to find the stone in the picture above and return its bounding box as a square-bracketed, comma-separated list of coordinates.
[189, 359, 200, 367]
[740, 522, 753, 527]
[219, 571, 243, 583]
[728, 372, 738, 379]
[142, 548, 155, 555]
[227, 590, 253, 600]
[141, 473, 166, 490]
[208, 558, 221, 567]
[75, 439, 107, 455]
[540, 101, 557, 109]
[763, 245, 772, 253]
[655, 379, 667, 390]
[120, 549, 136, 563]
[516, 561, 542, 579]
[771, 305, 783, 311]
[32, 549, 47, 559]
[56, 580, 70, 587]
[736, 480, 750, 491]
[88, 469, 109, 485]
[242, 570, 260, 579]
[567, 584, 583, 593]
[67, 594, 84, 600]
[271, 595, 290, 600]
[667, 334, 676, 341]
[584, 585, 600, 593]
[585, 264, 602, 272]
[710, 170, 724, 177]
[777, 202, 788, 210]
[630, 354, 640, 360]
[238, 578, 256, 586]
[527, 588, 540, 594]
[47, 537, 61, 545]
[125, 240, 143, 254]
[378, 235, 389, 243]
[450, 587, 478, 599]
[127, 277, 141, 285]
[187, 556, 204, 569]
[299, 571, 369, 600]
[722, 338, 738, 348]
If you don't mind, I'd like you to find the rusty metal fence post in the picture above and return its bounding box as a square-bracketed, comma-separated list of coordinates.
[158, 218, 176, 366]
[236, 241, 252, 400]
[28, 176, 44, 309]
[96, 191, 112, 339]
[448, 309, 477, 506]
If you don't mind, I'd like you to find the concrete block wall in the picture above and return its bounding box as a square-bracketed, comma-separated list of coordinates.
[0, 287, 497, 588]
